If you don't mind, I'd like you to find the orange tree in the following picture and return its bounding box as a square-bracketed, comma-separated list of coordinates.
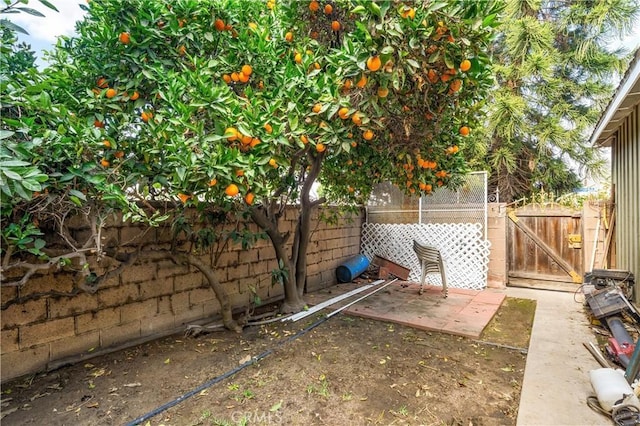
[2, 0, 500, 318]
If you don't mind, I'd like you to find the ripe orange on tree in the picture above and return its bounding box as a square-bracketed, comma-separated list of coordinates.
[102, 140, 111, 148]
[324, 3, 333, 14]
[225, 184, 239, 197]
[460, 59, 471, 72]
[331, 20, 341, 32]
[300, 135, 309, 144]
[338, 107, 349, 119]
[312, 103, 322, 113]
[105, 88, 117, 98]
[100, 158, 110, 167]
[294, 52, 302, 64]
[264, 123, 273, 133]
[141, 111, 152, 122]
[96, 77, 108, 88]
[285, 31, 293, 42]
[309, 0, 319, 12]
[129, 91, 139, 101]
[268, 158, 278, 168]
[238, 71, 249, 83]
[316, 143, 326, 153]
[214, 18, 225, 31]
[222, 74, 231, 83]
[178, 193, 191, 204]
[241, 64, 253, 76]
[427, 69, 439, 83]
[244, 192, 255, 205]
[119, 32, 130, 44]
[448, 79, 462, 94]
[356, 74, 367, 88]
[250, 137, 261, 148]
[351, 111, 362, 125]
[208, 178, 217, 187]
[366, 55, 381, 72]
[400, 7, 416, 19]
[362, 129, 374, 140]
[225, 127, 239, 141]
[459, 126, 470, 136]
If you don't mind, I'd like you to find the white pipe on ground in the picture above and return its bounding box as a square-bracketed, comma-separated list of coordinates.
[284, 279, 386, 322]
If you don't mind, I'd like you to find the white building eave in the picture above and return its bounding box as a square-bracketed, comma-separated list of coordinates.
[591, 49, 640, 147]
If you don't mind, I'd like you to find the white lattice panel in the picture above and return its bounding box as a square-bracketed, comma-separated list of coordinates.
[361, 223, 490, 290]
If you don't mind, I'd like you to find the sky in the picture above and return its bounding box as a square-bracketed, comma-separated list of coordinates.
[6, 0, 87, 66]
[6, 0, 640, 67]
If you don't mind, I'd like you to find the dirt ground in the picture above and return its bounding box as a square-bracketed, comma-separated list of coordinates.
[1, 297, 535, 426]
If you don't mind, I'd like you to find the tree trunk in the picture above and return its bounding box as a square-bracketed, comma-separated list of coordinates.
[250, 206, 305, 313]
[294, 152, 325, 299]
[173, 252, 241, 332]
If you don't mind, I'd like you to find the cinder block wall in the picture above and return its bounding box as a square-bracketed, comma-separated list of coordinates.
[1, 206, 363, 383]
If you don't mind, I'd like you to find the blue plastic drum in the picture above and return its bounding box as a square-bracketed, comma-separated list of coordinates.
[336, 254, 370, 283]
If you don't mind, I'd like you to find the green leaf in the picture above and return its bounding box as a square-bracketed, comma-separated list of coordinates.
[2, 169, 23, 180]
[21, 180, 42, 192]
[33, 239, 46, 250]
[0, 130, 15, 140]
[69, 189, 87, 201]
[406, 59, 420, 69]
[0, 19, 29, 35]
[368, 2, 381, 18]
[37, 0, 59, 12]
[0, 160, 31, 167]
[380, 46, 394, 55]
[69, 195, 83, 207]
[270, 401, 282, 412]
[16, 7, 46, 17]
[427, 2, 449, 12]
[482, 14, 497, 28]
[444, 55, 454, 69]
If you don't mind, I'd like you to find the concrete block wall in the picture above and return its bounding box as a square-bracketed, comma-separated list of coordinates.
[1, 206, 363, 383]
[487, 203, 507, 289]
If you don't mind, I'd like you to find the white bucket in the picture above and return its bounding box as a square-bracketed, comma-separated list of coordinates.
[589, 368, 640, 412]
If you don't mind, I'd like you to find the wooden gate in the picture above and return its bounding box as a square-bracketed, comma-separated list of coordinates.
[507, 204, 583, 291]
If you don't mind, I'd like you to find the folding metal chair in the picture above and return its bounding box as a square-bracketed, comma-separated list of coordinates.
[413, 240, 448, 298]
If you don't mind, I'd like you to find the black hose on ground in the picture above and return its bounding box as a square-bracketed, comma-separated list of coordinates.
[125, 313, 331, 426]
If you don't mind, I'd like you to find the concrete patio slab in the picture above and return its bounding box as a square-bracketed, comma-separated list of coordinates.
[305, 280, 505, 339]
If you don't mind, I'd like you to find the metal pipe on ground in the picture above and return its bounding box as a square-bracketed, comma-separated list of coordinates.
[285, 279, 385, 322]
